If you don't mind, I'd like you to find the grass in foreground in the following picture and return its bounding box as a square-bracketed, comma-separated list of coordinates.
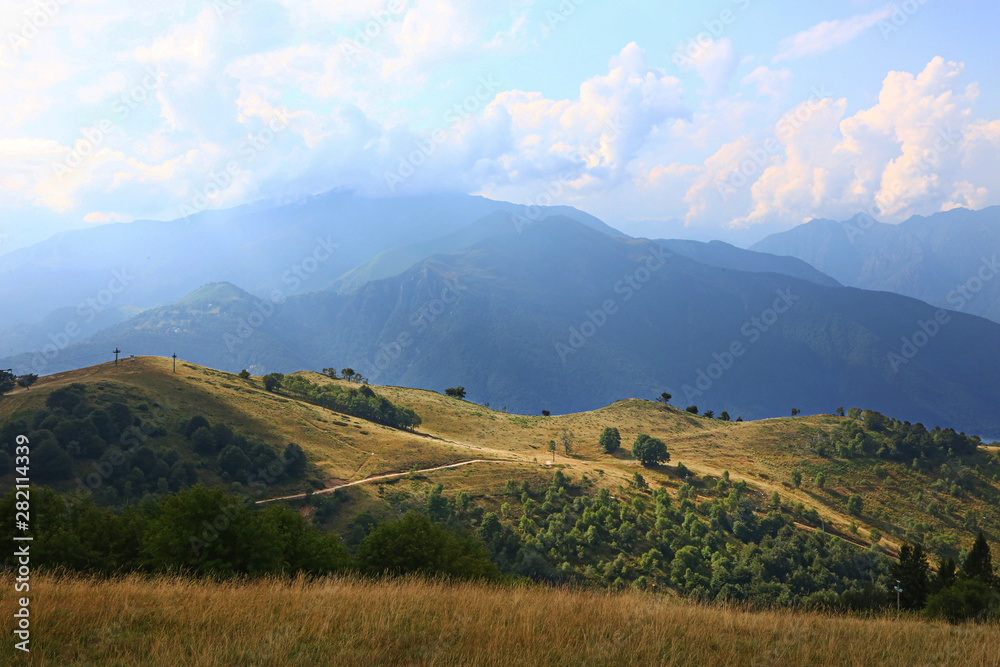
[3, 574, 998, 666]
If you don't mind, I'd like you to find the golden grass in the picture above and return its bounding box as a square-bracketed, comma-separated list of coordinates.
[6, 358, 1000, 552]
[2, 574, 997, 666]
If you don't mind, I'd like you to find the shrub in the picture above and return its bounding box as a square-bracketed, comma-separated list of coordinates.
[631, 434, 669, 467]
[925, 579, 996, 624]
[356, 511, 500, 581]
[598, 427, 621, 454]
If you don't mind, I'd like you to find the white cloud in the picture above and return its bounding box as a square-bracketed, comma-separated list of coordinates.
[774, 6, 894, 62]
[674, 37, 739, 99]
[741, 66, 793, 100]
[76, 72, 129, 104]
[83, 211, 133, 223]
[683, 57, 1000, 228]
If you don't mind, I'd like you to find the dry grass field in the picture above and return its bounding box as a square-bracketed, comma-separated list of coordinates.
[4, 358, 1000, 553]
[2, 574, 997, 666]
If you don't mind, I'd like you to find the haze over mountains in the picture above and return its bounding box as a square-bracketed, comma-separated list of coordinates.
[2, 194, 1000, 438]
[753, 206, 1000, 324]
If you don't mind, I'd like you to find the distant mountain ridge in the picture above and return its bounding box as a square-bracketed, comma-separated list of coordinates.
[752, 206, 1000, 323]
[8, 216, 1000, 439]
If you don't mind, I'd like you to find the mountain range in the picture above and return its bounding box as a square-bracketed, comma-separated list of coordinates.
[752, 206, 1000, 324]
[3, 201, 1000, 439]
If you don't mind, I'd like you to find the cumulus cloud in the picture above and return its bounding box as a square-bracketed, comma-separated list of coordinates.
[674, 37, 740, 99]
[679, 57, 1000, 229]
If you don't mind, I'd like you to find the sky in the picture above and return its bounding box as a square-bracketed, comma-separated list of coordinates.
[1, 0, 999, 251]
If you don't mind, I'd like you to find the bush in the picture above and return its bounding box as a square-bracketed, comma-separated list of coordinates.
[925, 579, 996, 624]
[598, 427, 621, 454]
[356, 511, 500, 581]
[631, 434, 669, 467]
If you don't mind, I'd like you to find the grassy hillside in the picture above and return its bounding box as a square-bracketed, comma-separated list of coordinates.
[3, 574, 997, 666]
[3, 357, 998, 566]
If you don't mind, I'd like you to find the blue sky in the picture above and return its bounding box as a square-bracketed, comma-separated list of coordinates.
[2, 0, 998, 250]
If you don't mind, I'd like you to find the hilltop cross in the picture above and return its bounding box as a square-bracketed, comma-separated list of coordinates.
[172, 353, 177, 373]
[113, 347, 121, 367]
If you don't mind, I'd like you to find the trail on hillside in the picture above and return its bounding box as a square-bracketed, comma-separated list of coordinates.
[256, 459, 518, 504]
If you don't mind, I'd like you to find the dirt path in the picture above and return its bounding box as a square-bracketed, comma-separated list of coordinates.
[256, 459, 518, 504]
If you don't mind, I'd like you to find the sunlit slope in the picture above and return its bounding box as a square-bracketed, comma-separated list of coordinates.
[4, 359, 998, 553]
[0, 358, 514, 485]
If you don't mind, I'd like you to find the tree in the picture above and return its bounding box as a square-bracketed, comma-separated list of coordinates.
[869, 527, 882, 544]
[340, 368, 356, 383]
[34, 438, 73, 482]
[836, 407, 845, 417]
[598, 427, 621, 454]
[560, 428, 574, 456]
[770, 491, 781, 510]
[893, 543, 930, 610]
[321, 367, 338, 378]
[656, 392, 672, 406]
[262, 373, 284, 392]
[445, 387, 467, 399]
[934, 558, 957, 593]
[814, 471, 826, 489]
[191, 427, 218, 456]
[703, 410, 715, 419]
[541, 410, 550, 417]
[961, 532, 994, 585]
[685, 405, 698, 415]
[791, 470, 802, 488]
[0, 369, 16, 397]
[631, 433, 669, 467]
[547, 440, 556, 462]
[847, 494, 863, 516]
[238, 369, 251, 379]
[719, 411, 730, 422]
[925, 579, 995, 624]
[283, 443, 307, 477]
[356, 511, 499, 580]
[791, 408, 801, 416]
[16, 374, 38, 390]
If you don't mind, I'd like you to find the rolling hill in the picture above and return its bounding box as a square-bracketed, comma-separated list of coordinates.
[3, 356, 998, 565]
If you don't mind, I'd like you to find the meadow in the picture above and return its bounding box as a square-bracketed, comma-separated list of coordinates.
[2, 574, 997, 666]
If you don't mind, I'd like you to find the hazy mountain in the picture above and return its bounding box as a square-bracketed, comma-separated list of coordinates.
[751, 206, 1000, 323]
[0, 191, 619, 358]
[334, 212, 840, 293]
[656, 239, 840, 287]
[11, 216, 1000, 438]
